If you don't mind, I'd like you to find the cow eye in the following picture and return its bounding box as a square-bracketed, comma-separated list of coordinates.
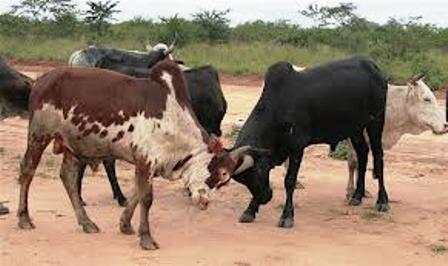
[424, 98, 432, 103]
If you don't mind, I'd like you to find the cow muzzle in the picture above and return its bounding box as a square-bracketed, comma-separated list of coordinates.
[433, 122, 448, 135]
[191, 188, 210, 210]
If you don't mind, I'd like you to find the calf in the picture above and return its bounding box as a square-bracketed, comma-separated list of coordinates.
[230, 56, 388, 228]
[345, 74, 448, 199]
[17, 60, 250, 250]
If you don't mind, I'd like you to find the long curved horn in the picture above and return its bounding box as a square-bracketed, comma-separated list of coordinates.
[229, 145, 251, 161]
[410, 73, 425, 84]
[164, 34, 178, 55]
[233, 155, 255, 175]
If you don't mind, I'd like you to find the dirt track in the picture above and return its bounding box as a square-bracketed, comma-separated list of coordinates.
[1, 67, 448, 265]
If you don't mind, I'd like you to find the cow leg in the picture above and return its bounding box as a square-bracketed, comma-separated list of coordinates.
[103, 159, 127, 207]
[60, 151, 99, 233]
[278, 150, 303, 228]
[119, 191, 139, 235]
[367, 123, 389, 212]
[17, 135, 51, 230]
[349, 133, 369, 206]
[239, 158, 271, 223]
[135, 163, 158, 250]
[346, 141, 357, 200]
[238, 198, 260, 223]
[77, 162, 88, 206]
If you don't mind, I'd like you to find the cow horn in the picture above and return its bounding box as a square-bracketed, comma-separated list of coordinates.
[229, 145, 251, 160]
[228, 146, 254, 175]
[233, 154, 255, 175]
[410, 73, 425, 84]
[164, 35, 177, 55]
[17, 72, 34, 87]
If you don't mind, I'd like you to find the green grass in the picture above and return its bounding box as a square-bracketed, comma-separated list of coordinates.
[361, 207, 393, 222]
[429, 244, 448, 254]
[225, 124, 243, 143]
[329, 139, 351, 161]
[1, 37, 447, 87]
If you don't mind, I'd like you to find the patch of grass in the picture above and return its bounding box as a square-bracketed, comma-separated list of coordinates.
[429, 244, 448, 254]
[44, 156, 59, 169]
[360, 207, 393, 222]
[226, 124, 242, 143]
[0, 147, 4, 155]
[361, 208, 382, 221]
[329, 139, 351, 161]
[2, 36, 448, 87]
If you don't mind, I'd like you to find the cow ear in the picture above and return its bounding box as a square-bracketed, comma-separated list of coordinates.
[208, 134, 223, 153]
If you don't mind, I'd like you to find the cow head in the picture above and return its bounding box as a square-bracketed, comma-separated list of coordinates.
[405, 74, 448, 135]
[145, 40, 176, 68]
[180, 136, 269, 209]
[0, 60, 33, 120]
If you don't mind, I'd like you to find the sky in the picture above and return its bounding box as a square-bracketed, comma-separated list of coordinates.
[1, 0, 447, 27]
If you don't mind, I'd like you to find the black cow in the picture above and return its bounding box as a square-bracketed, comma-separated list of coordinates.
[230, 56, 388, 228]
[0, 58, 32, 120]
[1, 58, 33, 216]
[76, 64, 227, 206]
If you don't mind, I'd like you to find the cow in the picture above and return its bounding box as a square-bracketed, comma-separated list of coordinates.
[16, 60, 253, 250]
[70, 44, 227, 206]
[73, 64, 228, 206]
[345, 74, 448, 199]
[68, 42, 175, 68]
[229, 56, 389, 228]
[0, 58, 33, 120]
[1, 59, 33, 216]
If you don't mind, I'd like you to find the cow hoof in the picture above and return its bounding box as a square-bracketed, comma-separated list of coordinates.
[79, 198, 87, 206]
[277, 217, 294, 228]
[82, 221, 100, 233]
[364, 190, 372, 198]
[346, 192, 354, 201]
[349, 197, 362, 206]
[118, 198, 128, 207]
[376, 203, 390, 212]
[295, 181, 305, 190]
[18, 217, 35, 230]
[239, 212, 255, 223]
[120, 221, 135, 235]
[140, 235, 159, 250]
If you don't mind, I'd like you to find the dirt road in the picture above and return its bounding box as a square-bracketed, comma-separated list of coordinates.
[1, 67, 447, 265]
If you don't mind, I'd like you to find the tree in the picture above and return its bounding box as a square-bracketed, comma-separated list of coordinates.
[193, 9, 231, 42]
[10, 0, 76, 21]
[84, 0, 120, 42]
[299, 2, 358, 28]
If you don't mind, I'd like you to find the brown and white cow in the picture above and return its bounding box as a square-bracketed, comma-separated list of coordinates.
[345, 74, 448, 199]
[17, 60, 255, 250]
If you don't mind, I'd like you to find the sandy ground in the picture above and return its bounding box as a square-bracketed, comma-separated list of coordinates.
[1, 67, 448, 265]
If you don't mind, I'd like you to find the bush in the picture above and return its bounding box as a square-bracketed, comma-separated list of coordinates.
[329, 139, 351, 161]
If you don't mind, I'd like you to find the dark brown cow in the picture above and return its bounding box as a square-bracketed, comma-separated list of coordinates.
[17, 60, 255, 250]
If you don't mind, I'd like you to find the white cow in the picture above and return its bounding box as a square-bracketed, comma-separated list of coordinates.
[345, 74, 448, 199]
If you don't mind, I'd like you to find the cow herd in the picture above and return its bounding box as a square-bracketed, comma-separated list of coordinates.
[0, 42, 447, 250]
